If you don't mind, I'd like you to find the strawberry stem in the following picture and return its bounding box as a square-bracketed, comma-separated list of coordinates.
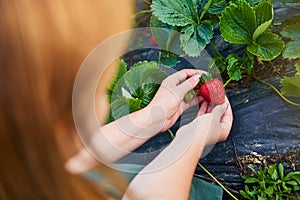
[167, 129, 238, 200]
[251, 76, 300, 107]
[132, 9, 153, 19]
[223, 77, 233, 87]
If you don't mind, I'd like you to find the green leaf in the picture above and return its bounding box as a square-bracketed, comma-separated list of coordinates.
[246, 0, 262, 4]
[240, 189, 253, 199]
[279, 163, 284, 179]
[296, 61, 300, 72]
[282, 41, 300, 59]
[211, 56, 227, 72]
[280, 24, 300, 59]
[258, 195, 267, 200]
[220, 0, 256, 44]
[160, 50, 180, 67]
[245, 177, 260, 183]
[280, 72, 300, 98]
[151, 0, 197, 27]
[110, 97, 142, 120]
[150, 15, 174, 50]
[286, 181, 298, 186]
[268, 164, 278, 181]
[107, 59, 127, 102]
[284, 171, 300, 180]
[290, 171, 300, 184]
[282, 16, 300, 27]
[254, 1, 273, 27]
[280, 24, 300, 41]
[108, 60, 168, 122]
[226, 54, 243, 81]
[247, 31, 284, 60]
[252, 1, 273, 40]
[150, 16, 184, 55]
[293, 185, 300, 191]
[208, 0, 227, 14]
[180, 21, 213, 57]
[124, 61, 167, 106]
[266, 186, 274, 195]
[243, 53, 254, 73]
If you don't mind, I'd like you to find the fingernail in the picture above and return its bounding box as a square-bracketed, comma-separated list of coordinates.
[192, 74, 201, 81]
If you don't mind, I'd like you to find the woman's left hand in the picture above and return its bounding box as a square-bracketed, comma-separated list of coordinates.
[146, 69, 205, 132]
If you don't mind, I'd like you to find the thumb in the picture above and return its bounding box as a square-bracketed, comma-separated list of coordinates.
[177, 74, 201, 97]
[65, 148, 98, 174]
[211, 102, 228, 121]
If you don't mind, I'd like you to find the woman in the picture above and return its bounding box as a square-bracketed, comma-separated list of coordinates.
[0, 0, 233, 199]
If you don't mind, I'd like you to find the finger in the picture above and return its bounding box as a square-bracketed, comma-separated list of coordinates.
[65, 148, 98, 174]
[220, 98, 233, 137]
[206, 102, 214, 113]
[197, 101, 209, 116]
[166, 69, 203, 86]
[211, 102, 228, 121]
[220, 97, 233, 124]
[177, 74, 201, 97]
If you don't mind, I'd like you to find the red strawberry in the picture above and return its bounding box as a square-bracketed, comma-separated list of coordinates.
[199, 76, 225, 105]
[151, 35, 158, 46]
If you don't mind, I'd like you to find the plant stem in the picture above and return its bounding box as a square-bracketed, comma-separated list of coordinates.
[273, 22, 282, 26]
[167, 129, 175, 139]
[209, 42, 224, 59]
[132, 9, 152, 19]
[166, 30, 177, 51]
[197, 163, 239, 200]
[157, 51, 162, 67]
[199, 0, 213, 21]
[167, 129, 238, 199]
[143, 0, 151, 5]
[223, 77, 233, 88]
[251, 76, 300, 107]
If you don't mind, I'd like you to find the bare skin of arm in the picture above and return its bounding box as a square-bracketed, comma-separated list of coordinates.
[122, 99, 233, 200]
[65, 69, 205, 173]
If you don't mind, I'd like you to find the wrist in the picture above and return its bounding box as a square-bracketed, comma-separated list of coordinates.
[176, 122, 208, 158]
[143, 105, 166, 132]
[143, 104, 167, 132]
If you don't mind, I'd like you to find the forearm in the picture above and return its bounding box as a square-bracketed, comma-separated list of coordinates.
[89, 106, 163, 163]
[123, 121, 209, 200]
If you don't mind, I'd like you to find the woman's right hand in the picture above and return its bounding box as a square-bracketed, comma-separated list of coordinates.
[177, 97, 233, 147]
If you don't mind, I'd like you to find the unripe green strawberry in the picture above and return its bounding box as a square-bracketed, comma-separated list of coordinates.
[184, 90, 196, 102]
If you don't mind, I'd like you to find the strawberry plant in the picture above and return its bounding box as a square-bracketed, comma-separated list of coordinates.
[280, 24, 300, 59]
[280, 61, 300, 99]
[150, 0, 284, 80]
[279, 24, 300, 99]
[280, 16, 300, 103]
[149, 0, 300, 107]
[106, 59, 167, 123]
[218, 0, 284, 81]
[240, 163, 300, 200]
